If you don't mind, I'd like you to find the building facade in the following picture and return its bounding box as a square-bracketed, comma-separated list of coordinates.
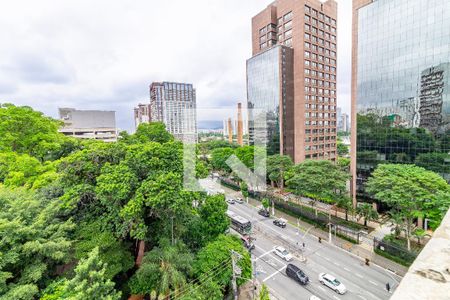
[337, 107, 350, 133]
[58, 108, 118, 142]
[351, 0, 450, 202]
[149, 82, 197, 143]
[134, 103, 151, 129]
[248, 0, 338, 163]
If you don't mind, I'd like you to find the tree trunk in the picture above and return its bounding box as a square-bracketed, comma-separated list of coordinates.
[364, 219, 367, 227]
[135, 240, 145, 267]
[345, 209, 348, 221]
[406, 219, 412, 251]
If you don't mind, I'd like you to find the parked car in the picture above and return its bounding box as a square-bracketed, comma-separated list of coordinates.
[258, 208, 270, 217]
[235, 198, 244, 204]
[286, 263, 309, 285]
[226, 198, 235, 204]
[240, 235, 255, 250]
[274, 246, 293, 261]
[318, 273, 347, 294]
[273, 218, 287, 228]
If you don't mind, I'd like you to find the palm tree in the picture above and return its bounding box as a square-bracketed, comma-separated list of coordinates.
[412, 228, 428, 245]
[388, 211, 404, 238]
[356, 203, 379, 227]
[132, 239, 193, 299]
[336, 196, 353, 221]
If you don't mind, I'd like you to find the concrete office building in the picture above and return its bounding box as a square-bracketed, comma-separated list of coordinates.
[134, 103, 151, 129]
[337, 107, 349, 132]
[150, 82, 197, 143]
[58, 108, 118, 142]
[248, 0, 338, 163]
[351, 0, 450, 202]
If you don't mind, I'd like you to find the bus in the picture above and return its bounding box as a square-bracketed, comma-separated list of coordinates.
[226, 210, 252, 235]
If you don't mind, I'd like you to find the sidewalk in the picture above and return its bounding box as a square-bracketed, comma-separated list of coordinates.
[224, 185, 409, 277]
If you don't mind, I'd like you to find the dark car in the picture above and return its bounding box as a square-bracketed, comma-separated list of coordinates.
[273, 218, 287, 228]
[286, 264, 309, 285]
[258, 209, 270, 217]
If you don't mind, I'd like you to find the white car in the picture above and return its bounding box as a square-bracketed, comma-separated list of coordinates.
[318, 273, 347, 294]
[274, 246, 293, 261]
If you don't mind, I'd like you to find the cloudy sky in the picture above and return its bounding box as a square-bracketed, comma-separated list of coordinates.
[0, 0, 351, 132]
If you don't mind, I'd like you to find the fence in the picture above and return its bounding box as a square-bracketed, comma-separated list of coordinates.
[373, 237, 418, 266]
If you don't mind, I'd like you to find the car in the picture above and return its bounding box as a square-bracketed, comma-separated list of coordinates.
[318, 273, 347, 294]
[226, 198, 235, 204]
[235, 198, 244, 204]
[274, 246, 293, 261]
[240, 235, 255, 250]
[273, 218, 287, 228]
[286, 263, 309, 285]
[258, 208, 270, 217]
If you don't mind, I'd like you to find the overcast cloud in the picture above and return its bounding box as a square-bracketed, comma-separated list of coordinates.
[0, 0, 351, 132]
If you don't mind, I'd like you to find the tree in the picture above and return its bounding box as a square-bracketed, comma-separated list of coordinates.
[74, 221, 134, 279]
[240, 182, 249, 203]
[356, 203, 379, 227]
[337, 140, 349, 156]
[193, 235, 251, 291]
[261, 198, 270, 212]
[336, 196, 353, 221]
[266, 154, 293, 189]
[0, 187, 74, 299]
[210, 148, 234, 173]
[259, 284, 270, 300]
[412, 228, 427, 245]
[64, 247, 121, 300]
[387, 211, 404, 238]
[366, 164, 450, 250]
[0, 104, 80, 161]
[129, 240, 193, 298]
[337, 157, 350, 171]
[286, 160, 349, 210]
[135, 122, 174, 144]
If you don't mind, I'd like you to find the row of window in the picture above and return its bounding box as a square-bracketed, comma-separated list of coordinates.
[305, 120, 336, 126]
[305, 152, 336, 159]
[277, 11, 293, 25]
[305, 128, 337, 134]
[305, 48, 336, 58]
[304, 34, 336, 48]
[304, 15, 336, 33]
[304, 71, 337, 81]
[259, 23, 277, 36]
[305, 112, 336, 118]
[304, 38, 336, 51]
[305, 144, 336, 151]
[305, 24, 336, 41]
[304, 78, 336, 88]
[305, 104, 336, 111]
[305, 136, 336, 142]
[304, 5, 336, 26]
[305, 63, 336, 73]
[305, 95, 336, 103]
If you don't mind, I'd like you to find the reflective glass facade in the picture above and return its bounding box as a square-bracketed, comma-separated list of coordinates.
[356, 0, 450, 194]
[247, 45, 294, 155]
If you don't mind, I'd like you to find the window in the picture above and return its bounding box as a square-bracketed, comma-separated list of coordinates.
[305, 24, 310, 31]
[305, 15, 310, 22]
[305, 60, 310, 66]
[284, 20, 292, 30]
[259, 27, 267, 35]
[285, 29, 292, 39]
[305, 5, 310, 13]
[284, 11, 293, 21]
[305, 51, 310, 58]
[259, 36, 266, 43]
[260, 43, 267, 50]
[277, 17, 282, 25]
[305, 42, 310, 49]
[284, 38, 292, 47]
[305, 33, 310, 40]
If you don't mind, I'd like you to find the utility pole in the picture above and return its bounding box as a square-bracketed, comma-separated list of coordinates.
[328, 223, 332, 244]
[231, 250, 242, 300]
[271, 199, 275, 216]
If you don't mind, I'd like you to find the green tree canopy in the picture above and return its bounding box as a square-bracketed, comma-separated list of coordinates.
[134, 122, 174, 144]
[267, 154, 293, 189]
[366, 164, 450, 249]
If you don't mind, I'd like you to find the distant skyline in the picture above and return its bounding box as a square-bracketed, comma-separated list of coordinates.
[0, 0, 351, 132]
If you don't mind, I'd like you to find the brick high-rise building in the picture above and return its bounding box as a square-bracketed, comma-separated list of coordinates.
[351, 0, 450, 204]
[133, 103, 151, 129]
[149, 82, 197, 143]
[247, 0, 338, 163]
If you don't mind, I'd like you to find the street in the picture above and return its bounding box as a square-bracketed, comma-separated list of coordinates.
[201, 178, 402, 300]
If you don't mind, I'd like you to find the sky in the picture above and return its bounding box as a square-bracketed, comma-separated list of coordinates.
[0, 0, 352, 132]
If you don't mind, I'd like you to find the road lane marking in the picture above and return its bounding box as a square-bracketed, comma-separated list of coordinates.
[262, 265, 287, 282]
[254, 249, 275, 262]
[333, 296, 341, 300]
[334, 262, 341, 266]
[355, 273, 364, 278]
[318, 286, 326, 292]
[316, 253, 322, 257]
[343, 267, 350, 272]
[324, 256, 331, 261]
[357, 295, 367, 300]
[369, 280, 379, 286]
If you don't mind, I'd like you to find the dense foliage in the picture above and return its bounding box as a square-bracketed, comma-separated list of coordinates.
[0, 105, 250, 299]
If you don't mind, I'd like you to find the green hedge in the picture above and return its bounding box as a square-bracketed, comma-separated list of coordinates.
[374, 248, 412, 267]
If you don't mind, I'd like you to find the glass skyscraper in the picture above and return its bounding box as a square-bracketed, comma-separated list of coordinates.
[352, 0, 450, 200]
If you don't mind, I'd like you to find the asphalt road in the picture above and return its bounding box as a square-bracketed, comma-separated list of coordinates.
[201, 179, 402, 300]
